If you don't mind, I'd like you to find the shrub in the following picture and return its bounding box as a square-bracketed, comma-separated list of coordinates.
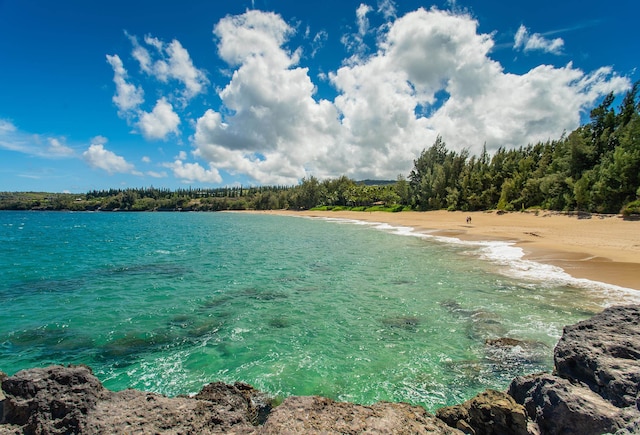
[621, 200, 640, 217]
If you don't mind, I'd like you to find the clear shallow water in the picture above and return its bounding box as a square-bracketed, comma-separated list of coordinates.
[1, 211, 638, 411]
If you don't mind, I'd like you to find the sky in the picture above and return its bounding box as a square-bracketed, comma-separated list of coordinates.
[0, 0, 637, 193]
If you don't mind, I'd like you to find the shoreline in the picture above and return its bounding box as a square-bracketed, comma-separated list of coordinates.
[247, 209, 640, 291]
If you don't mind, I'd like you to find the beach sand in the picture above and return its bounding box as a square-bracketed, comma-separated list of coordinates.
[252, 210, 640, 291]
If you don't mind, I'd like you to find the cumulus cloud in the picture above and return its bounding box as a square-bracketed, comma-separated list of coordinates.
[164, 159, 222, 184]
[514, 24, 564, 54]
[106, 54, 144, 115]
[138, 98, 181, 141]
[129, 33, 208, 100]
[213, 10, 298, 67]
[83, 140, 137, 174]
[187, 7, 629, 185]
[191, 11, 341, 184]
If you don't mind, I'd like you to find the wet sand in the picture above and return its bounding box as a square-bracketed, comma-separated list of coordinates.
[251, 210, 640, 291]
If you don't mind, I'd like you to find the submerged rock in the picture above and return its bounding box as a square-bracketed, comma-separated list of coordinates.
[381, 315, 421, 331]
[2, 305, 640, 434]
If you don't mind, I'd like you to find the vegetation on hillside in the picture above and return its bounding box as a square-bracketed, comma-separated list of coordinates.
[1, 83, 638, 215]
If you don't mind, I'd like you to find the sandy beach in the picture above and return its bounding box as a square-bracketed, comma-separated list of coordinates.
[252, 210, 640, 291]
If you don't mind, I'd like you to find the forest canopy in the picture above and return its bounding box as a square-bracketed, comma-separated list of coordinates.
[1, 83, 639, 216]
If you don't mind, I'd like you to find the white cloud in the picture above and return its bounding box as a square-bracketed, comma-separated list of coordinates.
[0, 119, 77, 158]
[192, 10, 342, 184]
[310, 30, 328, 58]
[187, 8, 629, 185]
[214, 10, 297, 68]
[138, 98, 181, 140]
[514, 24, 564, 55]
[83, 141, 136, 174]
[106, 54, 144, 114]
[378, 0, 397, 20]
[0, 119, 17, 134]
[164, 159, 222, 184]
[129, 33, 208, 100]
[341, 4, 374, 56]
[47, 138, 74, 156]
[146, 170, 167, 178]
[356, 4, 372, 36]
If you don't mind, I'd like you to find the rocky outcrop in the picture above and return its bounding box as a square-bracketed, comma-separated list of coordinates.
[0, 365, 461, 434]
[436, 389, 531, 435]
[508, 305, 640, 435]
[260, 396, 461, 434]
[2, 305, 639, 434]
[0, 366, 271, 434]
[554, 305, 640, 408]
[509, 373, 638, 435]
[0, 365, 108, 434]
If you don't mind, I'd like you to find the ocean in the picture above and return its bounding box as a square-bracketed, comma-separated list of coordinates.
[1, 211, 637, 411]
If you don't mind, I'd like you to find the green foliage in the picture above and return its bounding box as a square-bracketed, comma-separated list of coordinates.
[405, 82, 640, 214]
[2, 82, 638, 215]
[621, 199, 640, 217]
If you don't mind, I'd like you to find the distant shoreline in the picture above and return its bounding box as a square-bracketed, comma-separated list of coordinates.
[243, 209, 640, 291]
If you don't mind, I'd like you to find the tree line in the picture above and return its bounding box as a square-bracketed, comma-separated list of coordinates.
[407, 83, 640, 214]
[1, 83, 638, 215]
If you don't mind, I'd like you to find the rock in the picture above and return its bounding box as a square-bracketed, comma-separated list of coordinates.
[436, 389, 532, 435]
[3, 305, 640, 434]
[1, 366, 460, 434]
[508, 305, 640, 435]
[260, 395, 463, 434]
[1, 365, 260, 434]
[1, 365, 107, 434]
[195, 381, 274, 426]
[509, 373, 637, 435]
[84, 389, 257, 434]
[554, 305, 640, 408]
[0, 371, 6, 418]
[485, 338, 525, 347]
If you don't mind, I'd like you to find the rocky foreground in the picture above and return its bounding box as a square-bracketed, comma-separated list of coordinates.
[1, 305, 639, 434]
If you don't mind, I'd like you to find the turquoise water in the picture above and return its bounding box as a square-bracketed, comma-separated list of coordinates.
[0, 211, 636, 410]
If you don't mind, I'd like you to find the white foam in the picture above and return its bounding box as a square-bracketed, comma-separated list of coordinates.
[308, 215, 640, 303]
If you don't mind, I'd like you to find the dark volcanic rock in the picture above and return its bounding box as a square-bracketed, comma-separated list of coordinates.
[554, 305, 640, 407]
[509, 373, 637, 435]
[261, 395, 463, 434]
[436, 389, 531, 435]
[195, 381, 274, 426]
[508, 305, 640, 435]
[84, 388, 257, 434]
[1, 365, 107, 434]
[1, 365, 461, 434]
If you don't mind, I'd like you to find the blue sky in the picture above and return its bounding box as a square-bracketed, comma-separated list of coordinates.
[0, 0, 637, 192]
